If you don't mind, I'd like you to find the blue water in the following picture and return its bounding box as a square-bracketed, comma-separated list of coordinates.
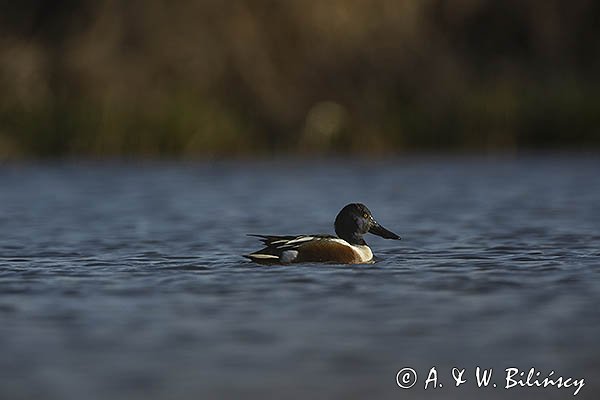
[1, 155, 599, 399]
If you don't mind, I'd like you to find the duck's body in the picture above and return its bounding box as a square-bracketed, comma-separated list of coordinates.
[246, 234, 373, 264]
[245, 203, 400, 265]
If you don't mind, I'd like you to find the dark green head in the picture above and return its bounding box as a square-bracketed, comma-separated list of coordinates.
[334, 203, 400, 245]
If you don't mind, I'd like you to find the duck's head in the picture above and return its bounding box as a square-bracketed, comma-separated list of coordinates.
[334, 203, 400, 245]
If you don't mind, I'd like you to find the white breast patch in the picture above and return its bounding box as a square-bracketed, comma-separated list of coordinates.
[351, 245, 373, 263]
[329, 238, 373, 263]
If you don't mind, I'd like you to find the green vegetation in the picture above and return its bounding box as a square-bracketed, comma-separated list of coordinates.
[1, 1, 599, 158]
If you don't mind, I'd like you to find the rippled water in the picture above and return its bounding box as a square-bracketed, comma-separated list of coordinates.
[1, 155, 599, 399]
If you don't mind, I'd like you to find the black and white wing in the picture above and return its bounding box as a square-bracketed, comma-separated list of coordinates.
[244, 234, 335, 264]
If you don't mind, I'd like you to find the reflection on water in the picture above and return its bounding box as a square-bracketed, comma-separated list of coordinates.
[0, 155, 599, 399]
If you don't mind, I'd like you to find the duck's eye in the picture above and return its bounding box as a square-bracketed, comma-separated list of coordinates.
[363, 213, 369, 219]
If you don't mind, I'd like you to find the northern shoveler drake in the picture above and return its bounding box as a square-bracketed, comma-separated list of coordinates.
[244, 203, 400, 264]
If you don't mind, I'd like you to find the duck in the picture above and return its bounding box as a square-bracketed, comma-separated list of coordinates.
[244, 203, 400, 264]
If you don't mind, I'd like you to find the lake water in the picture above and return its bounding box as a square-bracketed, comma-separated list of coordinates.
[1, 155, 599, 399]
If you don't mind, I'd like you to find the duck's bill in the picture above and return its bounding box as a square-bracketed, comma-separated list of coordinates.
[369, 222, 401, 240]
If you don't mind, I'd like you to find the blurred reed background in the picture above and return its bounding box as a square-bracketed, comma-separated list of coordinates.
[1, 0, 599, 159]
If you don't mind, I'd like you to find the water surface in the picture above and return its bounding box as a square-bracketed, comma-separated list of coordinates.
[1, 155, 599, 399]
